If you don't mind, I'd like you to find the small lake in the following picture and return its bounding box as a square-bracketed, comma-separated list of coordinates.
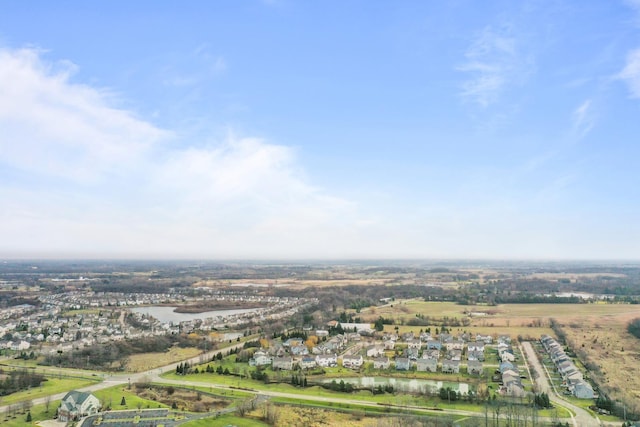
[323, 377, 473, 394]
[130, 306, 262, 324]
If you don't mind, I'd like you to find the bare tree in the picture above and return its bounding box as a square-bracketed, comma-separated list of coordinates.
[44, 394, 52, 413]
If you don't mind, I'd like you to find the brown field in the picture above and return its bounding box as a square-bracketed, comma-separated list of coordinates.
[249, 404, 427, 427]
[381, 324, 555, 341]
[526, 272, 626, 280]
[361, 299, 639, 327]
[557, 308, 640, 412]
[126, 347, 201, 372]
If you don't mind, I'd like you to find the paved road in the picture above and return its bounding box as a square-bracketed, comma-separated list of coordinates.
[521, 341, 601, 427]
[0, 341, 248, 414]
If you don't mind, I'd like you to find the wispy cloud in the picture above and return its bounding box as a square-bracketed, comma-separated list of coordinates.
[617, 48, 640, 98]
[162, 45, 227, 87]
[571, 99, 595, 139]
[457, 25, 532, 107]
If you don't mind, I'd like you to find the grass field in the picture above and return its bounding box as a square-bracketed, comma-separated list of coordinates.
[126, 346, 202, 372]
[0, 377, 99, 405]
[0, 401, 58, 427]
[92, 384, 171, 411]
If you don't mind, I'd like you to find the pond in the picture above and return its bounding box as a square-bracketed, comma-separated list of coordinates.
[323, 376, 473, 394]
[130, 306, 262, 324]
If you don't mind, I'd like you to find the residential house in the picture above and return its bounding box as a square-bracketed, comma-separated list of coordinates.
[426, 340, 442, 350]
[272, 356, 293, 370]
[502, 370, 525, 397]
[423, 349, 440, 360]
[342, 355, 364, 369]
[290, 345, 309, 356]
[316, 354, 338, 368]
[467, 360, 483, 375]
[499, 361, 515, 374]
[470, 348, 485, 360]
[366, 344, 384, 358]
[402, 332, 415, 341]
[476, 334, 493, 344]
[284, 338, 304, 348]
[442, 359, 460, 374]
[373, 357, 391, 370]
[300, 356, 317, 369]
[383, 340, 396, 350]
[395, 357, 411, 371]
[572, 381, 594, 399]
[447, 349, 462, 361]
[57, 391, 101, 422]
[407, 339, 423, 350]
[467, 343, 485, 353]
[249, 352, 272, 367]
[406, 347, 420, 361]
[416, 358, 437, 373]
[445, 338, 465, 351]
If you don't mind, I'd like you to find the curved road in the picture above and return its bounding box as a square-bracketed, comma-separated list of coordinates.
[520, 341, 600, 427]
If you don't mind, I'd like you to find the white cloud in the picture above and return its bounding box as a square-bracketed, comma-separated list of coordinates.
[0, 47, 366, 258]
[0, 48, 169, 182]
[458, 25, 532, 107]
[617, 48, 640, 98]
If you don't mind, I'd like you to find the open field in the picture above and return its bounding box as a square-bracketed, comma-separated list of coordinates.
[0, 377, 99, 405]
[526, 272, 627, 280]
[558, 308, 640, 414]
[362, 300, 640, 323]
[126, 347, 202, 372]
[181, 415, 269, 426]
[247, 404, 380, 427]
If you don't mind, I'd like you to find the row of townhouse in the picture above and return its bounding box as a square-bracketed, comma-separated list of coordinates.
[496, 336, 525, 398]
[381, 332, 491, 355]
[540, 335, 594, 399]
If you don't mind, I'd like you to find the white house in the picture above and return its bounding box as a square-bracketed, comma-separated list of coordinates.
[316, 354, 338, 367]
[366, 344, 384, 358]
[373, 357, 390, 369]
[57, 391, 101, 422]
[342, 355, 363, 369]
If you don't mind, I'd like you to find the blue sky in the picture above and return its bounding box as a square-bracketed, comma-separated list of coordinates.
[1, 0, 639, 259]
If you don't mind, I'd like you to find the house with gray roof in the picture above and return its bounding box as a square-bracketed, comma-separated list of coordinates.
[57, 390, 101, 422]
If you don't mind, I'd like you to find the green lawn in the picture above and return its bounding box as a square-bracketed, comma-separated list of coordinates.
[92, 385, 170, 411]
[0, 401, 58, 427]
[0, 377, 99, 404]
